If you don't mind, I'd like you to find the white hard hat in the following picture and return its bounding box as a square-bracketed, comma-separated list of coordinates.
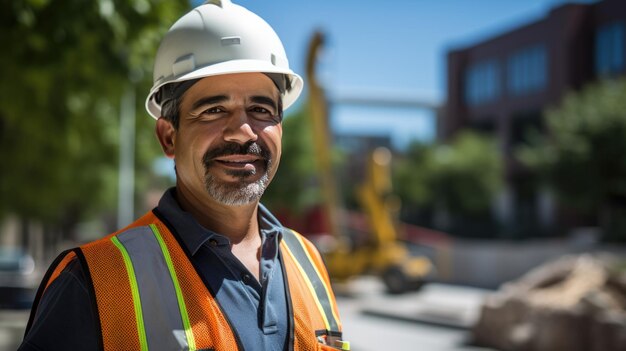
[145, 0, 304, 119]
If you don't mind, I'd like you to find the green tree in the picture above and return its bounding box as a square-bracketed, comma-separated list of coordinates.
[0, 0, 188, 243]
[395, 131, 502, 236]
[262, 103, 322, 214]
[518, 78, 626, 241]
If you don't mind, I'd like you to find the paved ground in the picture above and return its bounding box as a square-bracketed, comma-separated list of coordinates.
[0, 278, 498, 351]
[0, 309, 29, 350]
[335, 277, 498, 351]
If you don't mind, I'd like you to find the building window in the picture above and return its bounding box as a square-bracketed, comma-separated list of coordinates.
[595, 22, 625, 77]
[464, 60, 501, 106]
[506, 44, 548, 96]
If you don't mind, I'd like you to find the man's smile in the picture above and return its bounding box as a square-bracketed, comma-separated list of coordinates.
[213, 155, 264, 172]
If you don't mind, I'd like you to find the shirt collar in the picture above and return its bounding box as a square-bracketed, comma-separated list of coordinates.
[156, 187, 283, 255]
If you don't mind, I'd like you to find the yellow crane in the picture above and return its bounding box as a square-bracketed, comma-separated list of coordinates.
[305, 31, 433, 293]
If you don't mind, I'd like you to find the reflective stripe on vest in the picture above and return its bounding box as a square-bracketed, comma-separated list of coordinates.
[110, 225, 195, 351]
[281, 229, 341, 334]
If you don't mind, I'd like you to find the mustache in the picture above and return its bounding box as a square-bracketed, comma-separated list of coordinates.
[202, 141, 270, 165]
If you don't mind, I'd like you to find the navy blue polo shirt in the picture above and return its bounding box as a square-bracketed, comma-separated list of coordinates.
[19, 188, 289, 351]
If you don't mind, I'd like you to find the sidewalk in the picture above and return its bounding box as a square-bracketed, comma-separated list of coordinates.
[335, 277, 497, 351]
[0, 309, 29, 350]
[336, 277, 492, 329]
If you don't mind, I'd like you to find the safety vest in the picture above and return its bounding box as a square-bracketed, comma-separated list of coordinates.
[26, 210, 347, 351]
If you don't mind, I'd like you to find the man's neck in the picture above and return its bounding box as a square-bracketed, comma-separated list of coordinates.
[175, 185, 260, 245]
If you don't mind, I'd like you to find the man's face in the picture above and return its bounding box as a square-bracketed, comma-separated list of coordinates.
[160, 73, 282, 206]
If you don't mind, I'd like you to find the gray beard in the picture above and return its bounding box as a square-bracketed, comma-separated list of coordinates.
[203, 165, 271, 206]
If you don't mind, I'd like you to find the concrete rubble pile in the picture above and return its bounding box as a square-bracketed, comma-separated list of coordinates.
[471, 254, 626, 351]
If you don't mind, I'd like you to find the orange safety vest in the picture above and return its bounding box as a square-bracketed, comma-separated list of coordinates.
[26, 210, 347, 351]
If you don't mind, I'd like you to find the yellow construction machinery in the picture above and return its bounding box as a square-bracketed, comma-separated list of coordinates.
[305, 31, 433, 293]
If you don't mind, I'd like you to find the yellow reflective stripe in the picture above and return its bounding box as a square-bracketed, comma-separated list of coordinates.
[288, 231, 341, 329]
[111, 236, 149, 351]
[150, 224, 196, 351]
[282, 241, 331, 331]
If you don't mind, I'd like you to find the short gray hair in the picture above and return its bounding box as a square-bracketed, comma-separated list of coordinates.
[160, 93, 183, 129]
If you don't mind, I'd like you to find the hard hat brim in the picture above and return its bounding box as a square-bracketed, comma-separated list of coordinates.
[145, 59, 303, 119]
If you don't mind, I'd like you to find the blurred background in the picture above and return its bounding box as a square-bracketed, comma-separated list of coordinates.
[1, 0, 626, 350]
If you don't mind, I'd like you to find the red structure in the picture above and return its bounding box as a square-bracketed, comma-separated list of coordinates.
[442, 0, 626, 237]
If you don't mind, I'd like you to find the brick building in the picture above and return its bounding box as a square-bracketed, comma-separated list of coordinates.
[443, 0, 626, 236]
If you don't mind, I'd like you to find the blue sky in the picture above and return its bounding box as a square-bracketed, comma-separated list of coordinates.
[209, 0, 594, 148]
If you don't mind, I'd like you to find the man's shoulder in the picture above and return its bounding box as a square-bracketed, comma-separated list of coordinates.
[80, 210, 162, 248]
[52, 255, 89, 289]
[281, 227, 305, 243]
[280, 227, 325, 258]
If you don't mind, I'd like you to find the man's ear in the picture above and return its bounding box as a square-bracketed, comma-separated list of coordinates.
[155, 118, 176, 158]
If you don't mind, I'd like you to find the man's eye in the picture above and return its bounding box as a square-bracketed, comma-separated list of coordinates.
[250, 107, 271, 114]
[249, 106, 279, 121]
[203, 107, 224, 114]
[190, 107, 226, 122]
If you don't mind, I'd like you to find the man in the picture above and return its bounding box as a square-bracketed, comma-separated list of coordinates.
[19, 1, 347, 350]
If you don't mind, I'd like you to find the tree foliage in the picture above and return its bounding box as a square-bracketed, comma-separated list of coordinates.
[518, 78, 626, 240]
[262, 103, 322, 214]
[0, 0, 188, 229]
[394, 131, 502, 234]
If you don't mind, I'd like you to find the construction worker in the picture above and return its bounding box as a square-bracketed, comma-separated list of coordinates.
[19, 1, 347, 350]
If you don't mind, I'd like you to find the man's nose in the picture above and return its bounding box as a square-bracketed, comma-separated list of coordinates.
[222, 109, 258, 144]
